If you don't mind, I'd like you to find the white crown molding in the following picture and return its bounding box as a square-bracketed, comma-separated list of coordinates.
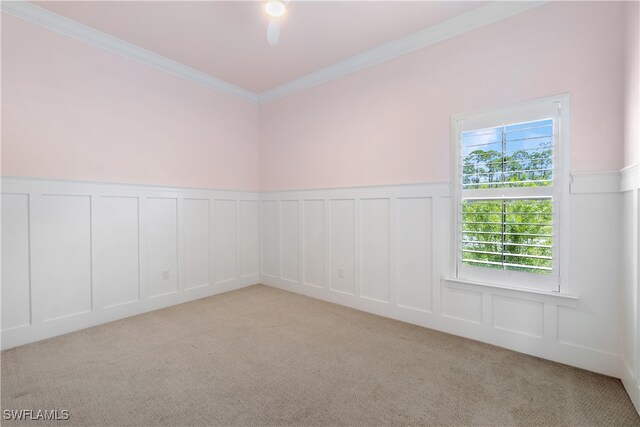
[0, 0, 259, 104]
[2, 1, 548, 106]
[257, 1, 548, 104]
[621, 164, 640, 192]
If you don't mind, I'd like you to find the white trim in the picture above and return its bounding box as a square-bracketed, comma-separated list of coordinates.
[571, 170, 622, 194]
[257, 1, 547, 103]
[442, 277, 578, 307]
[3, 172, 623, 199]
[1, 176, 631, 394]
[260, 182, 450, 199]
[262, 275, 622, 379]
[450, 94, 570, 293]
[0, 0, 258, 104]
[1, 0, 546, 105]
[2, 277, 258, 350]
[258, 180, 626, 381]
[1, 176, 259, 196]
[621, 356, 640, 415]
[0, 176, 261, 349]
[621, 164, 640, 192]
[256, 172, 625, 199]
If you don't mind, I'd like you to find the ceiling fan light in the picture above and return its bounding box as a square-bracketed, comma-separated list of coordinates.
[265, 1, 286, 18]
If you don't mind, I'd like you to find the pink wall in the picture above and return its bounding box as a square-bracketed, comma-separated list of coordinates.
[259, 2, 626, 191]
[624, 1, 639, 168]
[2, 2, 630, 192]
[1, 14, 259, 191]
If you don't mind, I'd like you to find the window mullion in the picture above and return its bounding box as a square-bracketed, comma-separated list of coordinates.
[501, 198, 506, 270]
[500, 126, 507, 271]
[461, 187, 553, 199]
[501, 126, 506, 186]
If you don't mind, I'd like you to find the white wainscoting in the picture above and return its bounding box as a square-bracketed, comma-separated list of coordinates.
[260, 180, 625, 379]
[1, 175, 636, 411]
[620, 164, 640, 413]
[1, 177, 260, 349]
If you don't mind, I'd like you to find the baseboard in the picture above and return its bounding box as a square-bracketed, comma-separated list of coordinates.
[2, 277, 259, 350]
[621, 357, 640, 415]
[1, 176, 262, 351]
[261, 276, 622, 379]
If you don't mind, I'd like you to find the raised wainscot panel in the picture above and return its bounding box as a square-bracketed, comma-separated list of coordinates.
[330, 199, 355, 295]
[396, 197, 432, 312]
[281, 200, 300, 282]
[557, 305, 618, 353]
[556, 193, 622, 354]
[303, 200, 324, 288]
[147, 197, 178, 297]
[1, 194, 31, 330]
[360, 198, 390, 303]
[441, 286, 482, 324]
[100, 196, 139, 308]
[184, 198, 210, 289]
[41, 195, 92, 320]
[261, 200, 279, 278]
[214, 200, 237, 284]
[492, 295, 544, 338]
[239, 200, 259, 278]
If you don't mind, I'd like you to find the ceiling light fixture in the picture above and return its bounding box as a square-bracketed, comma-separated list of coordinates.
[264, 1, 288, 45]
[265, 1, 286, 18]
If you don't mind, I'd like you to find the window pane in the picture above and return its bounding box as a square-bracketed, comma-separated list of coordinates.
[461, 198, 553, 274]
[461, 119, 553, 189]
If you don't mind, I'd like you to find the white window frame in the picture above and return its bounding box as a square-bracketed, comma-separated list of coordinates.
[450, 94, 570, 293]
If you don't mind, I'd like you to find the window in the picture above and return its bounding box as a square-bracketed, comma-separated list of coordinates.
[452, 96, 569, 292]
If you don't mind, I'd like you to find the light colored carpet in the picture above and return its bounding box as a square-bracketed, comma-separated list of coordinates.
[1, 284, 638, 426]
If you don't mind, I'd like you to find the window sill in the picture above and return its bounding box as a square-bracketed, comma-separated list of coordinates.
[442, 277, 579, 308]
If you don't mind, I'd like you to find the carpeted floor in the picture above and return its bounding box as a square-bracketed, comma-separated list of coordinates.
[1, 284, 639, 426]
